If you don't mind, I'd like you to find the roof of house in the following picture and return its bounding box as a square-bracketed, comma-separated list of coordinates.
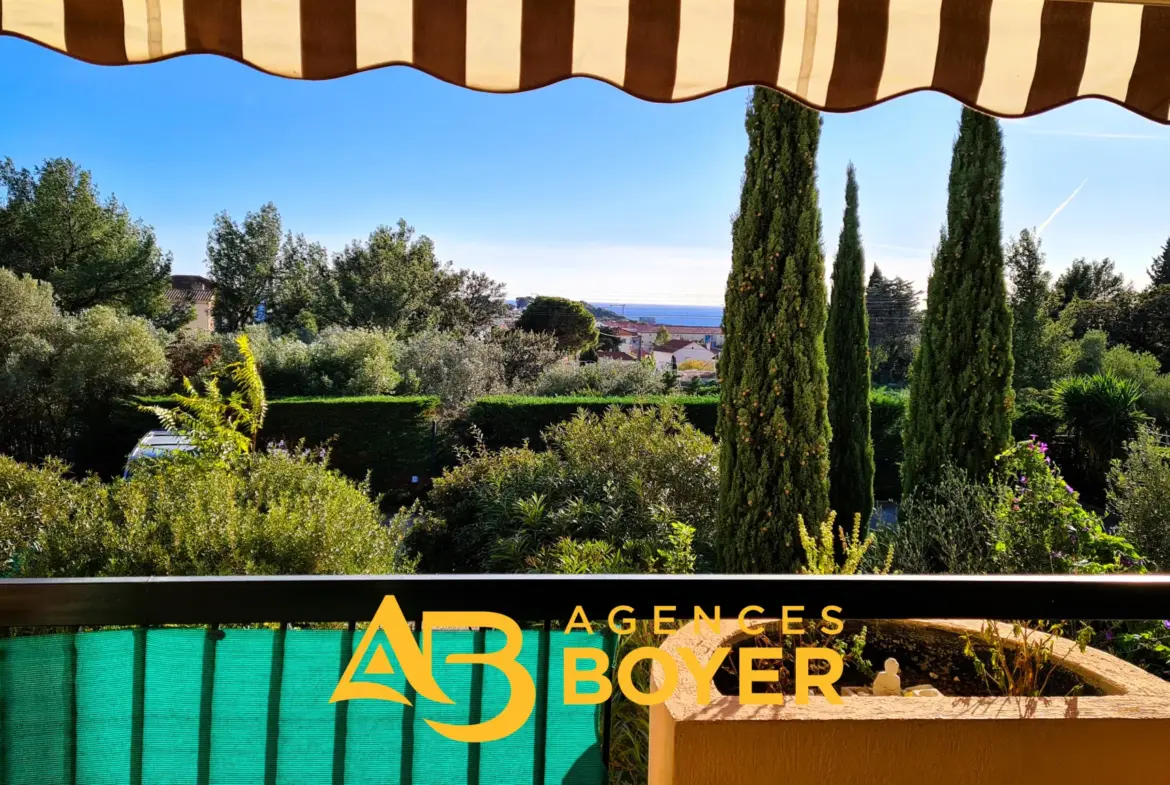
[597, 351, 636, 362]
[165, 288, 214, 303]
[652, 339, 703, 353]
[605, 327, 638, 336]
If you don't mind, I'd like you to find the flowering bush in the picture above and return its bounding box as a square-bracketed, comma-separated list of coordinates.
[991, 437, 1142, 574]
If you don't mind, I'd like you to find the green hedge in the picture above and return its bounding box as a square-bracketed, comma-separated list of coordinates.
[95, 396, 443, 507]
[870, 388, 907, 502]
[464, 395, 719, 448]
[87, 390, 909, 507]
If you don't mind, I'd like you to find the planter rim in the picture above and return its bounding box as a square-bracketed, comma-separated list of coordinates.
[651, 618, 1170, 723]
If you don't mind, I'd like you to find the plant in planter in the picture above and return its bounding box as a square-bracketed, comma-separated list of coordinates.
[717, 512, 890, 695]
[650, 617, 1170, 785]
[963, 619, 1092, 697]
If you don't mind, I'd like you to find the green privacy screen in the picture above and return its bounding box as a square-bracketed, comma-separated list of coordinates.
[0, 627, 615, 785]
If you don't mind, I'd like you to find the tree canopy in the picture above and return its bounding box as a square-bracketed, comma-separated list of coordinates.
[0, 157, 171, 317]
[515, 296, 598, 354]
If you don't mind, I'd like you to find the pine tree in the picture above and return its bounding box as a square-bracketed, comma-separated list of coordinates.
[903, 108, 1014, 498]
[826, 165, 874, 526]
[1150, 238, 1170, 287]
[717, 89, 830, 573]
[1007, 229, 1061, 390]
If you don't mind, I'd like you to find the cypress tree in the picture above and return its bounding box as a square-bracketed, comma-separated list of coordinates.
[717, 89, 830, 573]
[1149, 237, 1170, 287]
[826, 165, 874, 525]
[903, 108, 1014, 497]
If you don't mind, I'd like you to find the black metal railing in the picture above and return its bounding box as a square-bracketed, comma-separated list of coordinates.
[2, 573, 1170, 627]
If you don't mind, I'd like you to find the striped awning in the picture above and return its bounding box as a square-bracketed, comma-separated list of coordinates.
[2, 0, 1169, 123]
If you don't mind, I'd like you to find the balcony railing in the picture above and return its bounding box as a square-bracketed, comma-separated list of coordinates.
[2, 574, 1169, 785]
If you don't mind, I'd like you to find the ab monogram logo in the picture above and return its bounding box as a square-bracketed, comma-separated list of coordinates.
[330, 595, 535, 743]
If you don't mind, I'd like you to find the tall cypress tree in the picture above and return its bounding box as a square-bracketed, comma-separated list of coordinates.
[717, 89, 830, 573]
[826, 164, 874, 525]
[903, 108, 1014, 497]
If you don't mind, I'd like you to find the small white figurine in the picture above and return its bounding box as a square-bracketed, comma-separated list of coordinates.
[872, 657, 902, 696]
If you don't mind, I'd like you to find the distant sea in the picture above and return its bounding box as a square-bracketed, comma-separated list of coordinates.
[586, 303, 724, 327]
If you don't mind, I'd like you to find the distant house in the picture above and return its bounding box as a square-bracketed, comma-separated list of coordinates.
[600, 321, 724, 358]
[166, 275, 215, 332]
[597, 350, 637, 362]
[651, 339, 716, 371]
[602, 326, 641, 356]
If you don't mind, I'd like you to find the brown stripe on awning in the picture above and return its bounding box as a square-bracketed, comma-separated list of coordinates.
[63, 0, 127, 64]
[184, 0, 243, 60]
[519, 0, 575, 90]
[1126, 4, 1170, 120]
[932, 0, 992, 103]
[301, 0, 357, 79]
[728, 0, 786, 88]
[1026, 0, 1091, 115]
[414, 0, 467, 85]
[827, 0, 889, 109]
[625, 0, 682, 100]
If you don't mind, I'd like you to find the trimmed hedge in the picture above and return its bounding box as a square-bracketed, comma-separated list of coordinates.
[85, 390, 909, 507]
[464, 395, 719, 448]
[95, 396, 444, 507]
[870, 388, 907, 501]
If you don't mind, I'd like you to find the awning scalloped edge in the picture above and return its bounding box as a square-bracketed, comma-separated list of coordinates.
[2, 0, 1169, 124]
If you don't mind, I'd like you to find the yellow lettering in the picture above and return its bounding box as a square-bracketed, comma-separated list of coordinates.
[794, 648, 843, 705]
[564, 648, 613, 705]
[424, 611, 536, 742]
[564, 606, 592, 634]
[737, 605, 765, 635]
[737, 647, 784, 705]
[617, 647, 677, 706]
[694, 606, 721, 635]
[653, 605, 677, 635]
[781, 605, 804, 635]
[819, 605, 843, 636]
[678, 647, 730, 705]
[607, 605, 636, 635]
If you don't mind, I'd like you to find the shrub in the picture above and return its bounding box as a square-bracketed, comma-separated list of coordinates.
[397, 331, 505, 409]
[463, 395, 718, 449]
[1011, 387, 1062, 443]
[164, 329, 223, 386]
[532, 358, 665, 397]
[487, 327, 562, 388]
[0, 449, 413, 577]
[402, 405, 717, 573]
[239, 324, 400, 396]
[888, 466, 998, 574]
[0, 270, 170, 465]
[1055, 374, 1147, 473]
[1110, 427, 1170, 571]
[991, 438, 1141, 574]
[1072, 329, 1108, 375]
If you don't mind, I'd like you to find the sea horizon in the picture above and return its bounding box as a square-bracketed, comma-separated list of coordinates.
[587, 302, 724, 327]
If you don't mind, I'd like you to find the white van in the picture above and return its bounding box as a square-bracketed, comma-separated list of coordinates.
[123, 430, 195, 478]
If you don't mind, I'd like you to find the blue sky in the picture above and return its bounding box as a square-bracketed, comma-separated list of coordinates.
[2, 36, 1169, 306]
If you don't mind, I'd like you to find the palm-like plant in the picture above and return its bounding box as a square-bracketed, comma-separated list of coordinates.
[140, 334, 268, 459]
[1055, 373, 1147, 470]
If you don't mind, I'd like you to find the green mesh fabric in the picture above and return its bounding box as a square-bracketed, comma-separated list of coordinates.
[0, 628, 613, 785]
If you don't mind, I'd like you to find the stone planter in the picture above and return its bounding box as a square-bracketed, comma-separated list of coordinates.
[649, 618, 1170, 785]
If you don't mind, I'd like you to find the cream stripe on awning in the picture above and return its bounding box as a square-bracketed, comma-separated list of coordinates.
[1, 0, 1169, 123]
